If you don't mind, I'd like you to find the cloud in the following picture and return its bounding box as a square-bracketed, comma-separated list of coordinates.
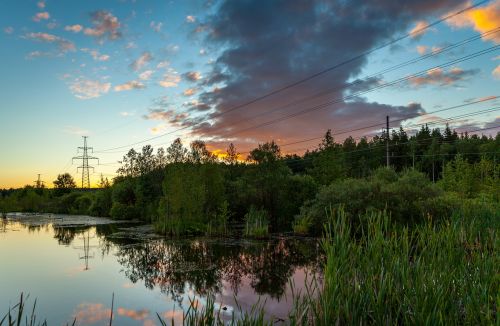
[120, 112, 134, 117]
[186, 0, 465, 147]
[150, 21, 162, 32]
[157, 61, 170, 69]
[65, 24, 83, 33]
[69, 78, 111, 99]
[46, 22, 58, 29]
[33, 12, 50, 22]
[84, 11, 121, 41]
[446, 0, 500, 44]
[165, 44, 180, 54]
[182, 71, 202, 82]
[183, 88, 197, 96]
[416, 45, 428, 55]
[3, 26, 14, 34]
[139, 70, 154, 80]
[37, 1, 45, 9]
[117, 308, 149, 321]
[493, 65, 500, 79]
[143, 109, 189, 125]
[73, 303, 111, 324]
[408, 67, 479, 87]
[186, 15, 196, 23]
[159, 73, 181, 88]
[114, 80, 145, 92]
[25, 32, 76, 52]
[81, 48, 110, 61]
[25, 50, 51, 59]
[409, 21, 430, 39]
[130, 52, 153, 71]
[125, 41, 137, 49]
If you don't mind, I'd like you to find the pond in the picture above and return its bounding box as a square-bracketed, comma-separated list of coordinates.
[0, 214, 323, 325]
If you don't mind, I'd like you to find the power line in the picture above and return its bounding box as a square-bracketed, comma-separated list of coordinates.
[214, 28, 500, 136]
[220, 45, 499, 138]
[255, 97, 499, 152]
[97, 45, 499, 156]
[280, 124, 500, 168]
[95, 2, 491, 154]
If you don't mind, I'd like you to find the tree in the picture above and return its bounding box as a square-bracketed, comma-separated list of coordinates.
[53, 173, 76, 195]
[98, 174, 111, 189]
[117, 149, 138, 177]
[166, 138, 188, 163]
[189, 140, 216, 163]
[225, 143, 239, 165]
[248, 141, 281, 164]
[319, 129, 334, 150]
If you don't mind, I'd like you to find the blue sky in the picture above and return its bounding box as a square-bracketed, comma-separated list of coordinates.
[0, 0, 499, 188]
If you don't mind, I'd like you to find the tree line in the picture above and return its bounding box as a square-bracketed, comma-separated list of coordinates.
[1, 124, 498, 235]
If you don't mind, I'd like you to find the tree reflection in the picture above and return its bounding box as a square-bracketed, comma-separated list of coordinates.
[114, 237, 324, 302]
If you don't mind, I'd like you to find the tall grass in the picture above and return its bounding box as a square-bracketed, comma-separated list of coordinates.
[244, 207, 269, 238]
[289, 207, 499, 325]
[157, 295, 271, 326]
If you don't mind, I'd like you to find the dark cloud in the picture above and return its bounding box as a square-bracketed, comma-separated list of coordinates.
[182, 71, 202, 82]
[187, 0, 468, 151]
[143, 109, 190, 126]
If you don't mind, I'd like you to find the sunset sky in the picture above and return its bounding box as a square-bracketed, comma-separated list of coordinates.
[0, 0, 499, 188]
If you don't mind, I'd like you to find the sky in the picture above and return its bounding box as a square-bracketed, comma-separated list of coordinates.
[0, 0, 499, 188]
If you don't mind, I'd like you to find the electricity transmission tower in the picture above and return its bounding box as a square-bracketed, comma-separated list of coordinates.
[73, 229, 97, 271]
[33, 174, 45, 188]
[73, 136, 99, 189]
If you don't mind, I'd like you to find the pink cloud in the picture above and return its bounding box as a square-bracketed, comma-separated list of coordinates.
[65, 24, 83, 33]
[33, 12, 50, 22]
[25, 32, 75, 52]
[73, 303, 111, 324]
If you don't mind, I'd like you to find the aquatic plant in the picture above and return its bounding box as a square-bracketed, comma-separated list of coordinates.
[243, 206, 269, 238]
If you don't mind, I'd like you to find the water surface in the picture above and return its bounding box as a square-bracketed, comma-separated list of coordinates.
[0, 214, 323, 325]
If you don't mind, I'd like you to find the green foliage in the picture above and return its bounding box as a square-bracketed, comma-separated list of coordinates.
[110, 202, 139, 220]
[155, 162, 226, 235]
[52, 173, 76, 196]
[441, 155, 500, 199]
[244, 206, 269, 238]
[292, 214, 313, 235]
[289, 208, 498, 325]
[89, 188, 112, 217]
[206, 200, 230, 236]
[297, 168, 450, 235]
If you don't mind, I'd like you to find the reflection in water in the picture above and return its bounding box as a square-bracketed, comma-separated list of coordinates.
[113, 236, 323, 303]
[1, 216, 323, 324]
[73, 230, 97, 271]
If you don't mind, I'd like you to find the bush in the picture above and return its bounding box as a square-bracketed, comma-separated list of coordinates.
[110, 202, 139, 220]
[89, 189, 112, 217]
[296, 169, 452, 235]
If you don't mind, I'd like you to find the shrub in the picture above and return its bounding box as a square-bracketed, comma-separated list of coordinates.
[110, 202, 139, 220]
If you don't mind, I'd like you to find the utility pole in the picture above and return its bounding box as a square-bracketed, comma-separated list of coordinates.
[33, 174, 45, 188]
[386, 115, 390, 168]
[73, 136, 99, 189]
